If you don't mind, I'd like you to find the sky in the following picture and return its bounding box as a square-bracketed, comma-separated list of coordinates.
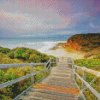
[0, 0, 100, 38]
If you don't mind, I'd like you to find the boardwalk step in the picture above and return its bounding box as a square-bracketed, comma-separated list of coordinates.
[21, 89, 82, 100]
[19, 57, 84, 100]
[33, 83, 81, 95]
[19, 95, 50, 100]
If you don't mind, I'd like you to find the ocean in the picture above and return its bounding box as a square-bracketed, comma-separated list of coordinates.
[0, 35, 71, 54]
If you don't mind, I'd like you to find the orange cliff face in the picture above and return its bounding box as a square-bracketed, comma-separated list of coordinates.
[67, 40, 80, 51]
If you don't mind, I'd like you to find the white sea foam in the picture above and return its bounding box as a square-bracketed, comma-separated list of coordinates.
[37, 41, 66, 53]
[0, 41, 66, 54]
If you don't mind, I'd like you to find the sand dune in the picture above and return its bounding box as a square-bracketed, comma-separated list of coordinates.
[47, 47, 85, 59]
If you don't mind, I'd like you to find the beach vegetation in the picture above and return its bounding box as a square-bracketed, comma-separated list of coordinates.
[0, 46, 56, 100]
[5, 47, 55, 63]
[74, 59, 100, 99]
[29, 54, 41, 63]
[0, 47, 10, 54]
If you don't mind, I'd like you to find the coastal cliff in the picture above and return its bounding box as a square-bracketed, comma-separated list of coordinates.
[67, 33, 100, 52]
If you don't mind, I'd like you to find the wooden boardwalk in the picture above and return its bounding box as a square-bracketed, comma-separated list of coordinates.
[19, 58, 84, 100]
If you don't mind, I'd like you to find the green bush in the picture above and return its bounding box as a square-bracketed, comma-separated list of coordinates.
[0, 47, 56, 100]
[75, 59, 100, 99]
[16, 47, 26, 54]
[8, 51, 14, 59]
[15, 53, 22, 58]
[81, 47, 91, 52]
[25, 49, 33, 54]
[93, 53, 100, 59]
[74, 59, 100, 70]
[14, 47, 26, 59]
[41, 54, 49, 62]
[22, 52, 30, 60]
[0, 46, 56, 63]
[29, 54, 41, 63]
[0, 47, 10, 54]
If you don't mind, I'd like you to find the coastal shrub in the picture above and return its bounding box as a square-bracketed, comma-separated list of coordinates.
[22, 52, 30, 60]
[80, 47, 91, 52]
[8, 51, 14, 59]
[74, 59, 100, 70]
[14, 48, 26, 59]
[26, 49, 33, 54]
[1, 46, 56, 63]
[93, 53, 100, 59]
[75, 59, 100, 99]
[0, 65, 48, 100]
[0, 47, 10, 54]
[29, 54, 41, 63]
[5, 68, 21, 80]
[40, 54, 49, 62]
[16, 47, 26, 54]
[0, 52, 9, 58]
[0, 47, 56, 100]
[15, 53, 22, 58]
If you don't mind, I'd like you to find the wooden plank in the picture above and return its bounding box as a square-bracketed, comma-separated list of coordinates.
[13, 57, 84, 100]
[74, 67, 77, 80]
[51, 62, 56, 63]
[0, 63, 47, 69]
[74, 72, 100, 99]
[82, 71, 86, 90]
[13, 77, 46, 100]
[46, 64, 50, 71]
[31, 64, 34, 85]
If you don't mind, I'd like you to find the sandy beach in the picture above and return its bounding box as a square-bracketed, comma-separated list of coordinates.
[47, 46, 85, 59]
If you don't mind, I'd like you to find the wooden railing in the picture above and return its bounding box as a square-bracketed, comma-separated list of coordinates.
[0, 57, 56, 100]
[1, 57, 100, 100]
[69, 58, 100, 100]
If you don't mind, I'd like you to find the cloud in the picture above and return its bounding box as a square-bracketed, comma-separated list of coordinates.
[0, 10, 26, 23]
[0, 9, 54, 31]
[0, 0, 100, 37]
[0, 3, 72, 32]
[21, 34, 35, 37]
[60, 31, 78, 35]
[18, 0, 72, 17]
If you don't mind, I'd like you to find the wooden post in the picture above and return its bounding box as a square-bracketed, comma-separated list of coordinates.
[74, 67, 77, 80]
[48, 58, 51, 75]
[82, 71, 86, 90]
[44, 64, 46, 75]
[31, 64, 34, 85]
[50, 61, 51, 68]
[50, 57, 52, 67]
[56, 58, 57, 66]
[71, 62, 74, 77]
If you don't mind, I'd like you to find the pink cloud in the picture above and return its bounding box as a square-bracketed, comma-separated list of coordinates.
[18, 0, 72, 17]
[0, 10, 26, 23]
[62, 18, 71, 24]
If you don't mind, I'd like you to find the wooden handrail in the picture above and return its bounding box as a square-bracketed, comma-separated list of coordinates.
[75, 72, 100, 99]
[70, 58, 100, 100]
[0, 57, 56, 90]
[0, 63, 46, 69]
[74, 65, 100, 77]
[1, 57, 99, 100]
